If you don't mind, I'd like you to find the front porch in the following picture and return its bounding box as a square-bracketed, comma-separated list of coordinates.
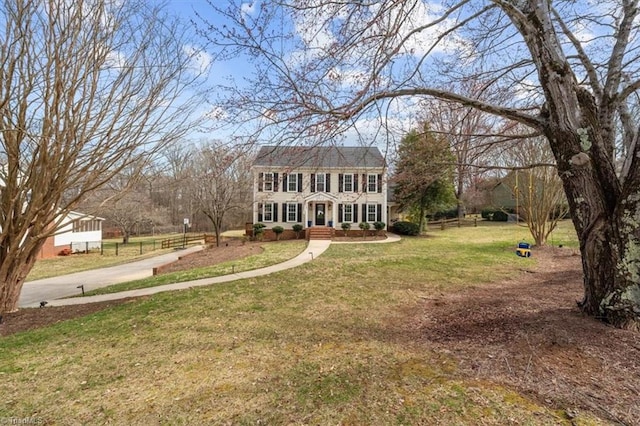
[303, 192, 338, 229]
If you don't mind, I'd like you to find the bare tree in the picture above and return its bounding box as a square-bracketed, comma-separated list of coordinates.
[191, 143, 252, 246]
[202, 0, 640, 329]
[0, 0, 202, 312]
[502, 135, 569, 246]
[422, 84, 510, 218]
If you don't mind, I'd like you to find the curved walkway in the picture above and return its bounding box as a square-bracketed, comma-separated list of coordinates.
[20, 233, 401, 308]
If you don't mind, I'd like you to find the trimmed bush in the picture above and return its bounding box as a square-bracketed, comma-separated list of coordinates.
[358, 222, 371, 238]
[292, 224, 303, 239]
[391, 221, 420, 236]
[373, 221, 386, 235]
[272, 226, 284, 240]
[341, 222, 351, 236]
[253, 223, 266, 240]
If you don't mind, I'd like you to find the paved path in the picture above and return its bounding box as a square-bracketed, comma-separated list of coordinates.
[20, 233, 401, 308]
[19, 245, 205, 307]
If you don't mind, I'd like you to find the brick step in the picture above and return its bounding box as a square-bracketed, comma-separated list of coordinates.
[308, 227, 334, 240]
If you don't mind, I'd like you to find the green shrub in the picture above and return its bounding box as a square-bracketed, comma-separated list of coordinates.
[428, 208, 458, 220]
[340, 222, 351, 236]
[253, 223, 266, 240]
[481, 209, 510, 222]
[292, 224, 303, 239]
[272, 225, 284, 240]
[391, 221, 420, 236]
[373, 221, 386, 234]
[358, 222, 371, 238]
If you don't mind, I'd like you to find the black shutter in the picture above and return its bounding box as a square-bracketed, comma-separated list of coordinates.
[362, 204, 367, 222]
[362, 174, 367, 192]
[258, 173, 264, 192]
[377, 204, 382, 222]
[353, 204, 358, 223]
[377, 174, 382, 193]
[311, 174, 316, 192]
[274, 172, 279, 192]
[297, 173, 303, 192]
[354, 174, 358, 192]
[274, 203, 279, 222]
[297, 203, 302, 222]
[338, 174, 344, 192]
[326, 173, 331, 192]
[338, 204, 343, 222]
[282, 173, 288, 192]
[258, 203, 263, 222]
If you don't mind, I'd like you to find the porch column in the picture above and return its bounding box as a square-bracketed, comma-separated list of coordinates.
[304, 201, 309, 227]
[331, 202, 337, 228]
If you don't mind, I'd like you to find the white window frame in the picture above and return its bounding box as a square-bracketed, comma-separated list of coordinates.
[343, 204, 353, 222]
[343, 173, 354, 192]
[367, 174, 377, 192]
[263, 203, 274, 222]
[367, 204, 377, 222]
[288, 173, 298, 192]
[264, 172, 274, 192]
[287, 203, 298, 223]
[315, 173, 326, 192]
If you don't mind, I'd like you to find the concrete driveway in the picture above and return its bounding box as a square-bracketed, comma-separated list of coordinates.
[19, 245, 204, 307]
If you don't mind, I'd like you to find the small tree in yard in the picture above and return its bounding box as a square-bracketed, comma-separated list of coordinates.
[292, 224, 303, 239]
[373, 222, 386, 236]
[272, 226, 284, 241]
[358, 222, 370, 239]
[341, 222, 351, 237]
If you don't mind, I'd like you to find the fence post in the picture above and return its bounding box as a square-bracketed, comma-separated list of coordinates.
[101, 242, 104, 255]
[474, 218, 477, 227]
[85, 241, 89, 253]
[139, 242, 143, 255]
[115, 242, 119, 256]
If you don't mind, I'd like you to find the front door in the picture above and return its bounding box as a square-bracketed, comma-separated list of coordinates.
[315, 204, 326, 226]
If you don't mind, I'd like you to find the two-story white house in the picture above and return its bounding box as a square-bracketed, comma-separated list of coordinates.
[252, 145, 387, 237]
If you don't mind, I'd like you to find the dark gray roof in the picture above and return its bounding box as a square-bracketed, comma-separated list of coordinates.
[253, 145, 386, 169]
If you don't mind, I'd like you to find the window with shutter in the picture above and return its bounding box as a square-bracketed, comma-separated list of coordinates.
[264, 172, 274, 192]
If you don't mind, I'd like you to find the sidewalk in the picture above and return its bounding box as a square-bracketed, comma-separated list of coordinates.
[20, 233, 401, 308]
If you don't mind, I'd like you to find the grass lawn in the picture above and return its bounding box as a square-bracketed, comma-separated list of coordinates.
[2, 221, 595, 425]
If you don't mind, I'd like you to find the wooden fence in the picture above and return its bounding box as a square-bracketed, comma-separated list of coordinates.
[430, 217, 479, 230]
[161, 233, 207, 249]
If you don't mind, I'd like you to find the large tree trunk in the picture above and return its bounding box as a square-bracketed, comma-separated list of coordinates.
[0, 244, 42, 313]
[506, 1, 640, 329]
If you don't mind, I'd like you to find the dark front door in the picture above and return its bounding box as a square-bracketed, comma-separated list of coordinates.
[315, 204, 326, 226]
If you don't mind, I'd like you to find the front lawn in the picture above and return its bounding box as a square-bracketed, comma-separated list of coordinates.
[3, 221, 626, 425]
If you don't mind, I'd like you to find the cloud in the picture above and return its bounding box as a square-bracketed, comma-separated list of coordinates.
[183, 45, 213, 77]
[241, 2, 256, 16]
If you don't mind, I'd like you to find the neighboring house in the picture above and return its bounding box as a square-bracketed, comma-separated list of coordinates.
[252, 145, 387, 236]
[38, 211, 104, 258]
